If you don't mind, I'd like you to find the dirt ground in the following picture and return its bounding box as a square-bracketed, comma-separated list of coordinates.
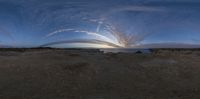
[0, 49, 200, 99]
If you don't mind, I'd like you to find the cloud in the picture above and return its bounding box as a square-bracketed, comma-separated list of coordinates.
[40, 39, 121, 48]
[45, 29, 114, 43]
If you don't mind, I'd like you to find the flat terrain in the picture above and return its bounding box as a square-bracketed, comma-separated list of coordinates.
[0, 49, 200, 99]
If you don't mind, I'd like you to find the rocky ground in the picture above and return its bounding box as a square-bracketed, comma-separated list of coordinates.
[0, 48, 200, 99]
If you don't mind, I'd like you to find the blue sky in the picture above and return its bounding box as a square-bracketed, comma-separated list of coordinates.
[0, 0, 200, 48]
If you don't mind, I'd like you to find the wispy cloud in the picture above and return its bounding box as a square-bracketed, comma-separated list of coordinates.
[40, 39, 121, 48]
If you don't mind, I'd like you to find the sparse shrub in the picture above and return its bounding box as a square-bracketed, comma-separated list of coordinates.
[135, 51, 142, 54]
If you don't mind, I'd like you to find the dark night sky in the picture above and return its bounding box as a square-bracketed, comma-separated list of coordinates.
[0, 0, 200, 48]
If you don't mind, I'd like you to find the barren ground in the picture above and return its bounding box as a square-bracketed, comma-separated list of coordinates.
[0, 49, 200, 99]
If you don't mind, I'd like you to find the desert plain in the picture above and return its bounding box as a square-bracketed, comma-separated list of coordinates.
[0, 48, 200, 99]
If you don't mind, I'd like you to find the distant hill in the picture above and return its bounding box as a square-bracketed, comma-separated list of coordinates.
[136, 43, 200, 48]
[0, 44, 13, 48]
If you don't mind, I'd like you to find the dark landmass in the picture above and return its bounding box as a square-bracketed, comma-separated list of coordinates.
[0, 48, 200, 99]
[0, 47, 200, 53]
[136, 43, 200, 48]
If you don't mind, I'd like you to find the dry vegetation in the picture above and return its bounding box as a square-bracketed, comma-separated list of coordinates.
[0, 48, 200, 99]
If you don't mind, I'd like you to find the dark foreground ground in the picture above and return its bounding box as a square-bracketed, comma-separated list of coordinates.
[0, 48, 200, 99]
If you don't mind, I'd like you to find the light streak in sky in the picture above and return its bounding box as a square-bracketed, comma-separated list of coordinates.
[45, 29, 114, 44]
[40, 39, 121, 48]
[44, 22, 151, 48]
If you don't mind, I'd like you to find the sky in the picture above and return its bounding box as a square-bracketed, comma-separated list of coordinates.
[0, 0, 200, 48]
